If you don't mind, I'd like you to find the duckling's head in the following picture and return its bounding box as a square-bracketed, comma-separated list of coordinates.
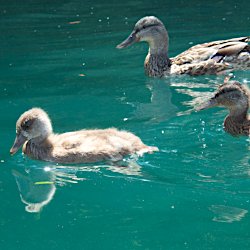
[197, 81, 249, 113]
[10, 108, 52, 155]
[116, 16, 168, 52]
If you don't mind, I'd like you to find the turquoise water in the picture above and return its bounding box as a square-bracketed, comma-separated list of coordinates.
[1, 0, 250, 249]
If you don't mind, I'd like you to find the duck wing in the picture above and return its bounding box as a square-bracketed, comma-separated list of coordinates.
[169, 60, 232, 75]
[172, 37, 249, 65]
[55, 130, 103, 151]
[169, 37, 249, 75]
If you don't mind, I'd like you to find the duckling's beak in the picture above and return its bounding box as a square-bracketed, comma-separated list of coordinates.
[116, 30, 138, 49]
[196, 98, 218, 111]
[10, 134, 27, 155]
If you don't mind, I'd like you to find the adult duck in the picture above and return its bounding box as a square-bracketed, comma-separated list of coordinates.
[116, 16, 250, 77]
[10, 108, 158, 163]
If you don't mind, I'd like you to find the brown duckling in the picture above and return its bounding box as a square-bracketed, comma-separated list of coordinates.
[10, 108, 158, 164]
[197, 79, 250, 136]
[117, 16, 250, 77]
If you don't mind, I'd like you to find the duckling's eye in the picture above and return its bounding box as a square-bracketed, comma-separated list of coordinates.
[22, 119, 33, 130]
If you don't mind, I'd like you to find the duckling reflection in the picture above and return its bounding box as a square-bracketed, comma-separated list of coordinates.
[12, 165, 88, 213]
[12, 160, 143, 213]
[12, 167, 56, 213]
[106, 158, 142, 176]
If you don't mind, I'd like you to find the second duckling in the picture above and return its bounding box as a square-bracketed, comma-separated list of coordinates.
[10, 108, 158, 164]
[197, 79, 250, 136]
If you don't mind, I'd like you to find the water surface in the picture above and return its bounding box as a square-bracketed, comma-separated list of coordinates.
[0, 0, 250, 249]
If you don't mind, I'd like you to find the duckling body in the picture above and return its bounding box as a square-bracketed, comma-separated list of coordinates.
[10, 108, 158, 164]
[197, 80, 250, 136]
[117, 16, 250, 77]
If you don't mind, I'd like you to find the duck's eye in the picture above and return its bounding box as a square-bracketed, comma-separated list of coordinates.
[22, 119, 33, 130]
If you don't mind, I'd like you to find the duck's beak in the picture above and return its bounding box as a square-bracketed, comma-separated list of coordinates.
[116, 30, 138, 49]
[196, 98, 218, 111]
[10, 134, 27, 155]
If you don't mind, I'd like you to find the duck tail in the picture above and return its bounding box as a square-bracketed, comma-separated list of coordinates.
[148, 146, 159, 153]
[137, 145, 159, 156]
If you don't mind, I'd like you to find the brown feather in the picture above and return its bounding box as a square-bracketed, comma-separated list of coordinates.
[199, 81, 250, 136]
[11, 109, 159, 163]
[117, 16, 250, 77]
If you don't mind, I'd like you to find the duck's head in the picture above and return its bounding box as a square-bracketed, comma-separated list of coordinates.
[197, 81, 249, 113]
[10, 108, 52, 155]
[116, 16, 168, 52]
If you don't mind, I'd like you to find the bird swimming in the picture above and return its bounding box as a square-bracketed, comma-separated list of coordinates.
[117, 16, 250, 77]
[10, 108, 158, 163]
[197, 78, 250, 136]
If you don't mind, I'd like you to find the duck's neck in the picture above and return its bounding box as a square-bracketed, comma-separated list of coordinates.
[144, 31, 170, 77]
[224, 106, 250, 136]
[23, 135, 53, 160]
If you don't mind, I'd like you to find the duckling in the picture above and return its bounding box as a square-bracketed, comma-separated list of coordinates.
[10, 108, 158, 164]
[197, 79, 250, 136]
[116, 16, 250, 77]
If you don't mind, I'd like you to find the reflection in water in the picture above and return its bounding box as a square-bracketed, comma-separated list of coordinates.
[120, 75, 242, 126]
[124, 77, 225, 123]
[170, 76, 250, 113]
[55, 158, 143, 177]
[209, 205, 248, 223]
[124, 79, 178, 123]
[12, 158, 142, 213]
[12, 167, 56, 213]
[170, 77, 220, 113]
[106, 159, 142, 176]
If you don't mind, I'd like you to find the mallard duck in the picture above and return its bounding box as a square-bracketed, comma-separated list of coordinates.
[116, 16, 250, 77]
[197, 78, 250, 136]
[10, 108, 158, 163]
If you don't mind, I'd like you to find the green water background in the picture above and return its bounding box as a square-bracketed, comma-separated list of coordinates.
[0, 0, 250, 249]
